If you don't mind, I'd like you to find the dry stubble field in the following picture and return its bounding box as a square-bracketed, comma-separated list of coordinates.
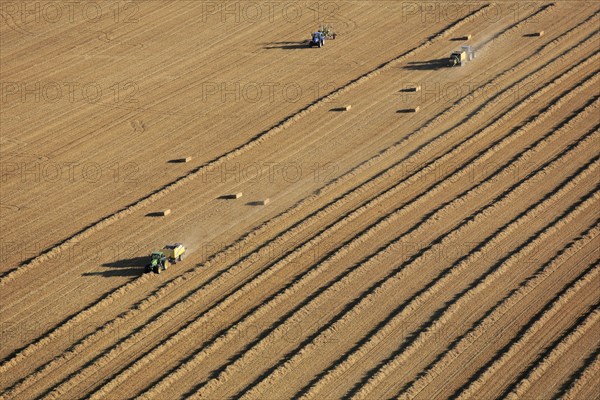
[1, 1, 599, 399]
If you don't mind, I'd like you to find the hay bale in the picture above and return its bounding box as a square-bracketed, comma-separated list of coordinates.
[331, 105, 352, 112]
[161, 209, 171, 216]
[462, 34, 472, 40]
[258, 198, 270, 205]
[170, 156, 192, 163]
[535, 30, 544, 36]
[223, 192, 243, 199]
[403, 86, 421, 92]
[397, 106, 420, 113]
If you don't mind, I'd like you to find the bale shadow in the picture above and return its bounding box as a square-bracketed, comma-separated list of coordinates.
[218, 194, 241, 200]
[246, 201, 267, 206]
[330, 107, 350, 112]
[167, 158, 188, 163]
[82, 256, 148, 277]
[145, 212, 166, 217]
[403, 58, 449, 70]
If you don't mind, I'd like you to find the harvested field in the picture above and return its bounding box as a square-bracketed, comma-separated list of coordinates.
[1, 1, 599, 399]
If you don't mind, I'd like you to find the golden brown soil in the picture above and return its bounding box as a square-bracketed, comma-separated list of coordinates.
[1, 1, 598, 399]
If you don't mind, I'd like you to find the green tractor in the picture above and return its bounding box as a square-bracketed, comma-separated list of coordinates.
[145, 251, 169, 274]
[145, 243, 186, 274]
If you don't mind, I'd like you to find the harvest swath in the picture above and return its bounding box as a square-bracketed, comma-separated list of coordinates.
[1, 2, 598, 399]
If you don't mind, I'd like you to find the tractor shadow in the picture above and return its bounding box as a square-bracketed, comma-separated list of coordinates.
[403, 58, 449, 70]
[263, 41, 310, 49]
[82, 256, 147, 277]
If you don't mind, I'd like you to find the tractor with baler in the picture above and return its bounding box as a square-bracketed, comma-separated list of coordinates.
[309, 25, 336, 47]
[145, 243, 186, 274]
[449, 46, 476, 66]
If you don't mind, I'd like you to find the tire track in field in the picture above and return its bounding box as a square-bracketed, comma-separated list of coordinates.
[0, 4, 493, 286]
[504, 306, 600, 399]
[166, 89, 600, 400]
[561, 350, 600, 400]
[106, 60, 600, 400]
[234, 127, 599, 400]
[397, 223, 599, 399]
[6, 23, 586, 395]
[455, 265, 600, 399]
[3, 7, 592, 390]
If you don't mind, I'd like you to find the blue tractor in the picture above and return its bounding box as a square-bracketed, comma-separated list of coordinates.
[310, 31, 325, 48]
